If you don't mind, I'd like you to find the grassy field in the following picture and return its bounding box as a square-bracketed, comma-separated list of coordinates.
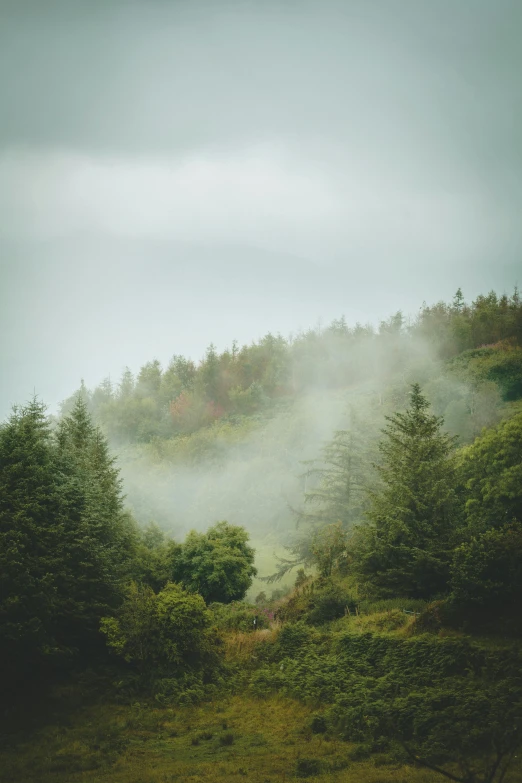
[0, 691, 461, 783]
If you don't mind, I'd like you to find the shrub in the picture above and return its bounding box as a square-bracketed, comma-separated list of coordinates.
[305, 580, 357, 625]
[296, 758, 323, 777]
[101, 582, 224, 699]
[275, 622, 317, 658]
[310, 714, 327, 734]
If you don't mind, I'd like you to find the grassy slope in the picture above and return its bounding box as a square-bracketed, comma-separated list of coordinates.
[0, 691, 458, 783]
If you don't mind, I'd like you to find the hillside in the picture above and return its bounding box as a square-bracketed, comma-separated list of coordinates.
[1, 288, 522, 783]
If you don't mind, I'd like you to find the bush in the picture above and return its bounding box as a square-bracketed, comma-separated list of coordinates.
[100, 582, 224, 693]
[296, 758, 323, 777]
[305, 579, 357, 625]
[275, 622, 317, 658]
[249, 665, 285, 697]
[310, 714, 327, 734]
[450, 522, 522, 617]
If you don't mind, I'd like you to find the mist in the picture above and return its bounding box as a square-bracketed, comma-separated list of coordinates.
[1, 0, 521, 418]
[72, 321, 489, 597]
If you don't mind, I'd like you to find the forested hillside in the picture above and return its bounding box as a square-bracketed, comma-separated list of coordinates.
[61, 290, 522, 550]
[1, 288, 522, 783]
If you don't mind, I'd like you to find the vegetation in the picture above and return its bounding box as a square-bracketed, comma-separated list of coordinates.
[2, 288, 522, 782]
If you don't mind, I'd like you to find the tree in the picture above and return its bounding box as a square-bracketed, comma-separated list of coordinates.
[0, 399, 64, 678]
[265, 411, 375, 583]
[53, 396, 138, 650]
[132, 523, 181, 592]
[383, 680, 522, 783]
[310, 523, 348, 578]
[459, 412, 522, 533]
[173, 522, 257, 604]
[353, 384, 458, 598]
[297, 410, 373, 532]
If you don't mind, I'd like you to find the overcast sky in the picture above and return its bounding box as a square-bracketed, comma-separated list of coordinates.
[1, 0, 521, 417]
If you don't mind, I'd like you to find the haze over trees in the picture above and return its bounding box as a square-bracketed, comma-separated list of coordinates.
[1, 288, 522, 782]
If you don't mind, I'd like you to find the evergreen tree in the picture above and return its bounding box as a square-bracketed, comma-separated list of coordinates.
[53, 396, 137, 651]
[353, 384, 458, 598]
[0, 399, 63, 677]
[297, 409, 373, 532]
[265, 411, 375, 583]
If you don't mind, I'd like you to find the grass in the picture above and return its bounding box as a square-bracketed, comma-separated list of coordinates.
[0, 692, 471, 783]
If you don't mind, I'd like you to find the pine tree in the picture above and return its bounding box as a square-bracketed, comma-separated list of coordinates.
[297, 409, 373, 532]
[266, 410, 375, 582]
[0, 399, 64, 679]
[354, 384, 458, 598]
[54, 396, 137, 651]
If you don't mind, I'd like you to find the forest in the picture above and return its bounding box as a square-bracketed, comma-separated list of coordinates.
[1, 288, 522, 783]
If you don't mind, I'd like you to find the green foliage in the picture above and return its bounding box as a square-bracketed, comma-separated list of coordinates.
[65, 287, 522, 451]
[357, 598, 427, 615]
[173, 521, 257, 604]
[458, 412, 522, 533]
[101, 581, 222, 678]
[253, 627, 522, 783]
[304, 578, 357, 625]
[450, 521, 522, 628]
[132, 523, 181, 592]
[296, 757, 323, 777]
[54, 398, 138, 647]
[209, 602, 269, 632]
[309, 713, 327, 733]
[0, 399, 65, 667]
[297, 410, 375, 532]
[310, 523, 349, 578]
[354, 384, 458, 599]
[450, 341, 522, 402]
[0, 397, 137, 696]
[274, 622, 318, 658]
[100, 583, 158, 667]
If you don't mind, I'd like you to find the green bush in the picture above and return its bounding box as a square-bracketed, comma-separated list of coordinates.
[310, 714, 327, 734]
[100, 582, 224, 698]
[305, 579, 357, 625]
[296, 758, 323, 777]
[275, 622, 317, 658]
[249, 665, 285, 697]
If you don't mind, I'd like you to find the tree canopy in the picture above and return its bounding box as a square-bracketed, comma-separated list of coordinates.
[172, 521, 257, 604]
[353, 384, 458, 598]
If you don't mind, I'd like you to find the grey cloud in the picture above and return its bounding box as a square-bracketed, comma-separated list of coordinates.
[0, 0, 521, 417]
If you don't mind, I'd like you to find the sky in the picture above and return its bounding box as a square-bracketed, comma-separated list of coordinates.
[1, 0, 521, 417]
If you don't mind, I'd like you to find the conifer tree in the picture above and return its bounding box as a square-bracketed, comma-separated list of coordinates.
[266, 410, 375, 582]
[54, 396, 137, 650]
[297, 409, 373, 532]
[0, 399, 64, 680]
[353, 384, 458, 598]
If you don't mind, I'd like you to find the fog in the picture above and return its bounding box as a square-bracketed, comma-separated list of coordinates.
[1, 0, 521, 418]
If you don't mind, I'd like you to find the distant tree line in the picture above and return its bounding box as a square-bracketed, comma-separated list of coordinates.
[62, 289, 522, 443]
